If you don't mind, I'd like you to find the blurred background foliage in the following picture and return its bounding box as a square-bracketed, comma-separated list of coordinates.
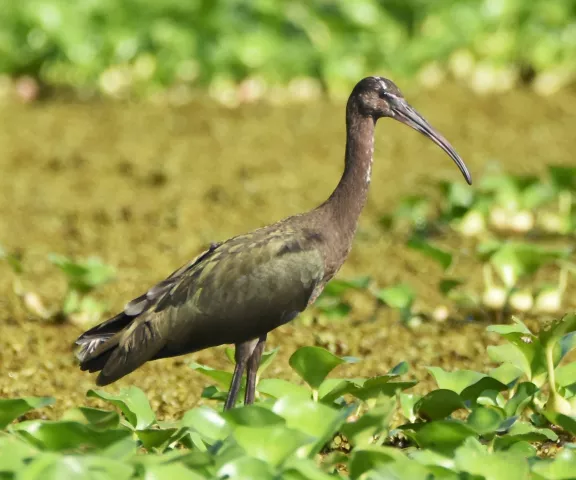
[1, 0, 575, 103]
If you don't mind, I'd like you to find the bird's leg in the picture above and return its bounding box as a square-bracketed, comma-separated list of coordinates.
[244, 334, 267, 406]
[224, 338, 259, 410]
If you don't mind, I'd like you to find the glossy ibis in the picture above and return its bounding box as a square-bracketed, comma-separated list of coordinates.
[76, 77, 472, 410]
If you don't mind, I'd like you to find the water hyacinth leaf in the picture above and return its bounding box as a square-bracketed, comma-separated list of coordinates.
[540, 313, 576, 350]
[0, 396, 55, 429]
[505, 382, 538, 417]
[460, 377, 509, 404]
[272, 397, 349, 456]
[136, 427, 179, 450]
[487, 317, 533, 336]
[548, 165, 576, 191]
[0, 435, 38, 472]
[488, 242, 570, 288]
[555, 362, 576, 388]
[489, 363, 524, 385]
[353, 379, 417, 401]
[400, 393, 422, 422]
[189, 362, 234, 389]
[222, 405, 285, 427]
[348, 446, 403, 480]
[180, 407, 229, 443]
[544, 412, 576, 436]
[143, 462, 206, 480]
[426, 367, 485, 394]
[376, 283, 415, 310]
[87, 387, 155, 430]
[257, 379, 311, 401]
[281, 457, 337, 480]
[341, 398, 395, 448]
[411, 420, 477, 454]
[322, 276, 371, 296]
[63, 406, 120, 431]
[318, 378, 362, 404]
[455, 448, 530, 480]
[532, 447, 576, 478]
[233, 425, 312, 467]
[439, 277, 464, 295]
[414, 389, 466, 420]
[49, 254, 115, 292]
[467, 406, 506, 435]
[12, 420, 132, 451]
[407, 236, 453, 270]
[289, 346, 346, 390]
[494, 421, 558, 450]
[388, 361, 409, 376]
[217, 456, 274, 480]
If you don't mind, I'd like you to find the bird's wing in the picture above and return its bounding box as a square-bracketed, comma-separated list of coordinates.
[76, 227, 325, 385]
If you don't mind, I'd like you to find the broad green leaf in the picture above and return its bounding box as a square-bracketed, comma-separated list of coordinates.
[137, 427, 178, 450]
[375, 283, 415, 310]
[548, 165, 576, 191]
[0, 396, 55, 429]
[532, 446, 576, 479]
[467, 406, 506, 435]
[505, 382, 538, 417]
[289, 347, 345, 390]
[341, 398, 395, 447]
[439, 277, 464, 295]
[455, 448, 530, 480]
[143, 462, 205, 480]
[460, 377, 509, 403]
[411, 420, 476, 454]
[0, 435, 38, 472]
[62, 407, 120, 430]
[87, 387, 155, 430]
[544, 411, 576, 436]
[180, 407, 229, 443]
[353, 380, 417, 401]
[495, 421, 558, 448]
[400, 393, 422, 422]
[223, 405, 285, 427]
[323, 276, 371, 296]
[12, 420, 131, 451]
[388, 361, 409, 376]
[233, 425, 312, 467]
[189, 363, 234, 389]
[217, 456, 274, 480]
[414, 389, 466, 420]
[273, 397, 349, 456]
[348, 446, 403, 480]
[281, 457, 337, 480]
[426, 367, 485, 394]
[540, 314, 576, 349]
[258, 379, 311, 401]
[407, 236, 453, 270]
[490, 363, 524, 385]
[487, 317, 533, 336]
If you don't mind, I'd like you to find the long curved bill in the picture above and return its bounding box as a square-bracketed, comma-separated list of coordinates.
[392, 99, 472, 185]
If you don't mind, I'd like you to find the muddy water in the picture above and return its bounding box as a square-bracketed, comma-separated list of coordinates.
[0, 85, 575, 419]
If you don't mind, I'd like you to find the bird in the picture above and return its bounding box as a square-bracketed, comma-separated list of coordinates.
[75, 76, 472, 410]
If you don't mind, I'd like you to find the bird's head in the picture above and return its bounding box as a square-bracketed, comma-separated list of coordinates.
[351, 76, 472, 185]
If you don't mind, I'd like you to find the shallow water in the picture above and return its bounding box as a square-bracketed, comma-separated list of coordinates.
[0, 85, 575, 419]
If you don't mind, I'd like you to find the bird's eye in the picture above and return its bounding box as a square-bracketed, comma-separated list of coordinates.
[378, 90, 387, 99]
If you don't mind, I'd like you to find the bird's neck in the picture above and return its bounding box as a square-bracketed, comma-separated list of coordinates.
[323, 106, 375, 241]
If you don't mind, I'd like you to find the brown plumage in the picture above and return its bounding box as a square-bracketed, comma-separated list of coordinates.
[76, 77, 472, 410]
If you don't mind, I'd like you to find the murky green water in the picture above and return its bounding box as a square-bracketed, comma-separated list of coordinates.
[1, 85, 575, 419]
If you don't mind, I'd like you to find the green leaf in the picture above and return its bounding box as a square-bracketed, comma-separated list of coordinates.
[414, 389, 466, 420]
[0, 396, 55, 429]
[281, 457, 337, 480]
[544, 411, 576, 436]
[411, 420, 477, 454]
[388, 361, 409, 376]
[407, 236, 453, 270]
[12, 420, 132, 451]
[0, 434, 38, 472]
[467, 406, 506, 435]
[532, 446, 576, 478]
[87, 387, 155, 430]
[272, 397, 348, 457]
[223, 405, 285, 427]
[189, 362, 234, 389]
[341, 398, 395, 448]
[540, 313, 576, 350]
[137, 427, 178, 450]
[62, 406, 120, 430]
[460, 377, 509, 404]
[348, 446, 402, 480]
[548, 165, 576, 191]
[180, 407, 229, 443]
[426, 367, 484, 394]
[455, 447, 530, 480]
[233, 424, 312, 467]
[258, 378, 311, 401]
[375, 283, 415, 310]
[323, 276, 371, 296]
[217, 456, 274, 480]
[505, 382, 538, 417]
[143, 462, 206, 480]
[439, 277, 464, 295]
[289, 346, 345, 390]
